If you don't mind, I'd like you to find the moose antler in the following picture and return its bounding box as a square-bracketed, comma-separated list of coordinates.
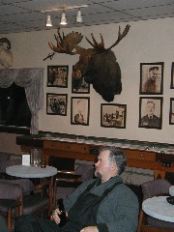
[107, 24, 130, 50]
[84, 24, 130, 53]
[85, 33, 105, 51]
[50, 29, 83, 54]
[44, 28, 83, 61]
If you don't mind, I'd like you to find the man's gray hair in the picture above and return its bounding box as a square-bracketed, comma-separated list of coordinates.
[99, 146, 127, 175]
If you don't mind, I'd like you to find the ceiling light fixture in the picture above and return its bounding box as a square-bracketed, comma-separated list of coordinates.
[46, 15, 53, 27]
[42, 4, 88, 13]
[60, 11, 67, 25]
[76, 9, 83, 23]
[42, 4, 88, 27]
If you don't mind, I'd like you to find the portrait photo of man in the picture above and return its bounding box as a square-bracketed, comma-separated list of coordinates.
[139, 97, 162, 129]
[140, 62, 164, 94]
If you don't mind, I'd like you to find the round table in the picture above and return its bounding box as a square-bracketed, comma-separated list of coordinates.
[6, 165, 57, 212]
[142, 196, 174, 223]
[6, 165, 57, 178]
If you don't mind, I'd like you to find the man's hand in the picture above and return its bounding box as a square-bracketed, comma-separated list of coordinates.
[50, 208, 61, 224]
[80, 226, 99, 232]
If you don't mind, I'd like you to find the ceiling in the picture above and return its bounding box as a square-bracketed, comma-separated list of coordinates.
[0, 0, 174, 34]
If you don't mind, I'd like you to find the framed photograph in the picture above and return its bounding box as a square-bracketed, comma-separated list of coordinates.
[71, 97, 90, 126]
[101, 104, 127, 128]
[47, 65, 68, 87]
[139, 62, 164, 94]
[170, 62, 174, 89]
[72, 66, 90, 93]
[46, 93, 67, 116]
[169, 98, 174, 124]
[139, 97, 163, 129]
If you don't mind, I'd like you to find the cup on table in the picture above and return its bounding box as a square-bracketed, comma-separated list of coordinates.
[169, 186, 174, 196]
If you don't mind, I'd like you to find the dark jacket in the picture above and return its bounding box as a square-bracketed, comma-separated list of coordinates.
[64, 176, 139, 232]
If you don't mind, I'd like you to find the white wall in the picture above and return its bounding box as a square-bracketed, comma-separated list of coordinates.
[3, 17, 174, 144]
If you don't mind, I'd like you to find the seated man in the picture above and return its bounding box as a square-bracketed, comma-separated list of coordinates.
[15, 146, 139, 232]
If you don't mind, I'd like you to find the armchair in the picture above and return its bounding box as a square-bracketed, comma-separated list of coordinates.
[54, 159, 94, 200]
[0, 180, 23, 232]
[0, 178, 49, 232]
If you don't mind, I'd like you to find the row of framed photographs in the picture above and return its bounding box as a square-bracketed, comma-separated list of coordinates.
[46, 94, 174, 128]
[47, 65, 90, 93]
[47, 62, 174, 95]
[140, 62, 174, 94]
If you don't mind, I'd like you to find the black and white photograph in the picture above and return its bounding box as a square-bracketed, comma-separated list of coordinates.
[101, 104, 126, 128]
[139, 97, 163, 129]
[169, 98, 174, 124]
[46, 93, 67, 116]
[71, 97, 90, 126]
[170, 62, 174, 89]
[72, 66, 90, 93]
[47, 65, 68, 87]
[140, 62, 164, 94]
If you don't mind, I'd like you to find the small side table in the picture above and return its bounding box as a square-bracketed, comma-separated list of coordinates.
[142, 196, 174, 223]
[6, 165, 57, 213]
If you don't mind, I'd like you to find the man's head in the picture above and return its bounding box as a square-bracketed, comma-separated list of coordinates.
[146, 100, 155, 117]
[94, 146, 126, 183]
[149, 66, 159, 81]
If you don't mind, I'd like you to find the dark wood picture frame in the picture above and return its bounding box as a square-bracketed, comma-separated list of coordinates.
[169, 98, 174, 124]
[71, 97, 90, 126]
[170, 62, 174, 89]
[47, 65, 68, 88]
[101, 104, 127, 128]
[71, 65, 90, 93]
[139, 62, 164, 94]
[46, 93, 67, 116]
[139, 97, 163, 129]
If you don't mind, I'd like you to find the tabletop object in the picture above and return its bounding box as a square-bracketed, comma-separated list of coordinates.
[169, 186, 174, 196]
[142, 196, 174, 223]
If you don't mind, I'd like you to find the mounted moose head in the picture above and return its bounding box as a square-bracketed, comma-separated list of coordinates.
[44, 25, 130, 102]
[0, 38, 13, 68]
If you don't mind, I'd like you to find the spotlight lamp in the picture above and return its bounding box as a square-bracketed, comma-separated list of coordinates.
[46, 15, 53, 27]
[60, 11, 67, 25]
[76, 9, 83, 23]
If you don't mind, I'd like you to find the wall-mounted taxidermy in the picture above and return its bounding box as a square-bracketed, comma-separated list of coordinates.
[0, 38, 13, 68]
[44, 25, 130, 102]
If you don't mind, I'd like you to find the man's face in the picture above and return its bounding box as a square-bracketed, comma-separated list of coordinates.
[94, 150, 115, 179]
[146, 102, 155, 116]
[149, 68, 159, 81]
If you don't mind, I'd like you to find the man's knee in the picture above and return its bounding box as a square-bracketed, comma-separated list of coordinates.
[14, 215, 36, 232]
